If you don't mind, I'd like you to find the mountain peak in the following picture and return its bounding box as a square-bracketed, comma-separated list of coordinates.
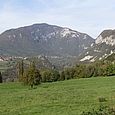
[78, 29, 115, 63]
[60, 28, 79, 38]
[95, 29, 115, 46]
[0, 23, 94, 57]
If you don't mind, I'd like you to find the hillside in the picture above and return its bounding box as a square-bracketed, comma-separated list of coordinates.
[102, 53, 115, 63]
[0, 23, 94, 57]
[78, 29, 115, 63]
[0, 77, 115, 115]
[1, 55, 55, 81]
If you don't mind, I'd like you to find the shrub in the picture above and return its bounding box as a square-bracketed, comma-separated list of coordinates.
[98, 97, 107, 102]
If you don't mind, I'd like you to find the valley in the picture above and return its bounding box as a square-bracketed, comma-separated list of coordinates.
[0, 0, 114, 115]
[0, 24, 115, 82]
[0, 24, 115, 115]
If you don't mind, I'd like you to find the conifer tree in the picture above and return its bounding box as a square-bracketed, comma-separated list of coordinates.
[30, 60, 35, 69]
[0, 71, 3, 83]
[18, 59, 24, 82]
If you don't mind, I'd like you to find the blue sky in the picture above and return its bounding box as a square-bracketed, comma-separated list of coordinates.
[0, 0, 115, 38]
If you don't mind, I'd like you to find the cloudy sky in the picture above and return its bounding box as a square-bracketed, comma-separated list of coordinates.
[0, 0, 115, 38]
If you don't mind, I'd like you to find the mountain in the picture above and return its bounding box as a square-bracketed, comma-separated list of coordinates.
[79, 29, 115, 63]
[102, 53, 115, 63]
[27, 55, 55, 70]
[0, 23, 94, 57]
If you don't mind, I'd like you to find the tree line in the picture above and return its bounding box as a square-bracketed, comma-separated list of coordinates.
[18, 59, 115, 88]
[40, 61, 115, 82]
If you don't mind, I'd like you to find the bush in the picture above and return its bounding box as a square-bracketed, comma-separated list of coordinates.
[98, 97, 107, 102]
[81, 105, 115, 115]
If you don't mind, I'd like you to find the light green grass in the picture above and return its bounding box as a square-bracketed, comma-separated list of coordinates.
[0, 77, 115, 115]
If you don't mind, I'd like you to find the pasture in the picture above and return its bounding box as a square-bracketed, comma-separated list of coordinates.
[0, 77, 115, 115]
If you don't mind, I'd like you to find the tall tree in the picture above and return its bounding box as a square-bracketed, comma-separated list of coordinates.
[22, 68, 41, 88]
[50, 70, 60, 82]
[60, 71, 65, 81]
[20, 60, 41, 88]
[0, 71, 3, 83]
[30, 60, 35, 69]
[18, 59, 24, 82]
[42, 70, 51, 82]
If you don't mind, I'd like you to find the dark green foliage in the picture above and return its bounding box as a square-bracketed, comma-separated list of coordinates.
[105, 53, 115, 62]
[0, 71, 3, 83]
[30, 60, 35, 69]
[60, 71, 65, 81]
[22, 68, 41, 88]
[82, 105, 115, 115]
[50, 70, 60, 82]
[64, 68, 76, 79]
[63, 69, 70, 80]
[68, 64, 95, 79]
[78, 65, 87, 78]
[40, 70, 50, 82]
[40, 70, 60, 82]
[85, 65, 95, 78]
[19, 60, 41, 88]
[59, 61, 115, 80]
[98, 97, 107, 102]
[18, 59, 24, 82]
[105, 63, 115, 76]
[41, 70, 51, 82]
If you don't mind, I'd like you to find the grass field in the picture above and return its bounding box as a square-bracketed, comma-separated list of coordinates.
[0, 77, 115, 115]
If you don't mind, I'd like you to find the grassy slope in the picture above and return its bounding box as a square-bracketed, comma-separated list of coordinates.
[0, 77, 115, 115]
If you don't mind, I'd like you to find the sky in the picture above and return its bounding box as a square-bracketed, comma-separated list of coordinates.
[0, 0, 115, 38]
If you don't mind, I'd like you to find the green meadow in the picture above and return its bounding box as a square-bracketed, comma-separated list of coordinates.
[0, 77, 115, 115]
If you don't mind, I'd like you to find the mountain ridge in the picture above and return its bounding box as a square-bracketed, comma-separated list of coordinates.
[0, 23, 94, 57]
[78, 29, 115, 63]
